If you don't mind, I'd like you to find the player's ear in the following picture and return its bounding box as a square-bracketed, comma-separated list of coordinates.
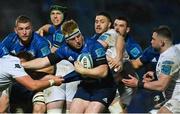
[126, 27, 130, 33]
[108, 22, 112, 28]
[14, 27, 17, 33]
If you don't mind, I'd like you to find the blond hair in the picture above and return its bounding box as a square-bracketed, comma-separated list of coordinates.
[61, 20, 81, 40]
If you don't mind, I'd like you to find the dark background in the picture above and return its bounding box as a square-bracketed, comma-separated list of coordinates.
[0, 0, 180, 49]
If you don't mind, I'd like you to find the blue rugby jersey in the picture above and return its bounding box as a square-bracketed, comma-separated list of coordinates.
[2, 32, 51, 58]
[140, 46, 160, 70]
[0, 43, 9, 57]
[125, 35, 142, 59]
[45, 25, 65, 48]
[48, 38, 115, 87]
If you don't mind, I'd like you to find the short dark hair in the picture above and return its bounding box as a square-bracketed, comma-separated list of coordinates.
[116, 15, 131, 27]
[16, 51, 34, 61]
[15, 15, 32, 27]
[153, 25, 173, 42]
[96, 11, 112, 24]
[50, 5, 68, 13]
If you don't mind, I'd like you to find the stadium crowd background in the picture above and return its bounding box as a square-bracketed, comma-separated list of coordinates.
[0, 0, 180, 47]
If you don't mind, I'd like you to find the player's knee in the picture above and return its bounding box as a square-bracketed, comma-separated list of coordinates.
[32, 92, 46, 113]
[33, 103, 46, 113]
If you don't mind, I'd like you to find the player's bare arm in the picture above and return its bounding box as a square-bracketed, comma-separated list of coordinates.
[15, 75, 64, 91]
[36, 24, 51, 36]
[22, 56, 51, 69]
[74, 61, 108, 78]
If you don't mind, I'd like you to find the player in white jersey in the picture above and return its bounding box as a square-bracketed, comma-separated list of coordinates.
[43, 60, 80, 113]
[122, 25, 180, 113]
[0, 54, 63, 93]
[158, 44, 180, 113]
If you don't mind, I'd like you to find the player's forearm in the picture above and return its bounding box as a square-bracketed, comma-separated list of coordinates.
[115, 35, 125, 61]
[28, 80, 53, 91]
[81, 64, 108, 78]
[131, 58, 143, 69]
[144, 81, 166, 91]
[37, 66, 55, 74]
[38, 24, 51, 33]
[22, 57, 50, 70]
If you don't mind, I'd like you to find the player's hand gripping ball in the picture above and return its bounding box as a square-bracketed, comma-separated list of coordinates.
[77, 53, 93, 69]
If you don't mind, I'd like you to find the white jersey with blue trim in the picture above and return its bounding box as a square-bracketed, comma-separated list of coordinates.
[98, 29, 129, 60]
[0, 55, 28, 92]
[156, 45, 180, 99]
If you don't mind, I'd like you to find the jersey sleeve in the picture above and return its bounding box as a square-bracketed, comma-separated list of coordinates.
[139, 46, 158, 64]
[91, 41, 107, 67]
[158, 54, 180, 77]
[48, 25, 56, 34]
[129, 44, 142, 59]
[2, 33, 16, 50]
[98, 29, 118, 47]
[5, 56, 28, 78]
[52, 32, 65, 48]
[36, 38, 51, 57]
[47, 45, 66, 65]
[0, 43, 9, 57]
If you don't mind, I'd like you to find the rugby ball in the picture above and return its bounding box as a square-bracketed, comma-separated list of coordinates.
[77, 53, 93, 69]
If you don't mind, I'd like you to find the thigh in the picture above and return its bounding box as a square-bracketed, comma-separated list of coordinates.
[85, 101, 105, 113]
[66, 81, 80, 102]
[9, 83, 33, 112]
[0, 89, 9, 112]
[91, 87, 116, 108]
[43, 85, 65, 104]
[70, 98, 90, 113]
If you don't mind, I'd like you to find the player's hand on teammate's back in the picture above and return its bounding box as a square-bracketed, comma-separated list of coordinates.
[143, 71, 155, 83]
[122, 74, 138, 88]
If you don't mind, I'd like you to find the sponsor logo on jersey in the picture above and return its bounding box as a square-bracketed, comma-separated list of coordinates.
[68, 56, 74, 61]
[15, 64, 21, 68]
[102, 98, 108, 103]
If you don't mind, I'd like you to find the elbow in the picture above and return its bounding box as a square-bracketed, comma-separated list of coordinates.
[100, 66, 108, 78]
[101, 69, 108, 78]
[156, 85, 167, 92]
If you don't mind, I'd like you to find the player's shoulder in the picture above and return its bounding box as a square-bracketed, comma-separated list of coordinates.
[32, 32, 49, 44]
[5, 32, 18, 40]
[1, 55, 20, 64]
[160, 46, 178, 61]
[106, 29, 118, 35]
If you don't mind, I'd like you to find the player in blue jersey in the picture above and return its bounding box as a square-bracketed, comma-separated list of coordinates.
[0, 43, 63, 113]
[126, 46, 165, 113]
[22, 19, 116, 113]
[37, 5, 67, 52]
[92, 12, 125, 113]
[37, 5, 79, 113]
[113, 15, 143, 112]
[2, 16, 51, 58]
[114, 16, 142, 59]
[1, 15, 51, 113]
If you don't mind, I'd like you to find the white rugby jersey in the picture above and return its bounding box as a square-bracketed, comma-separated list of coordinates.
[156, 45, 180, 99]
[99, 29, 129, 60]
[0, 55, 28, 92]
[171, 44, 180, 100]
